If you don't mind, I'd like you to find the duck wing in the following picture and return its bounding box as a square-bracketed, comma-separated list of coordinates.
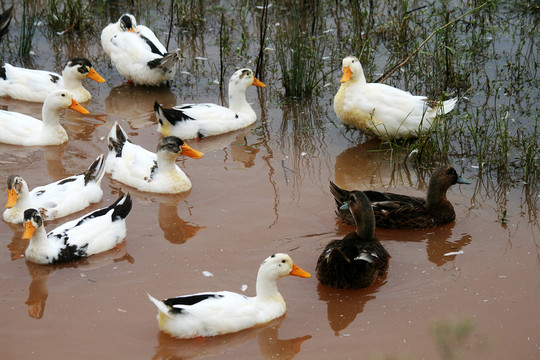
[363, 191, 433, 228]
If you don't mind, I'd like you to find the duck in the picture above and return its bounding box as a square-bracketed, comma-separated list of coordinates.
[101, 13, 167, 58]
[0, 6, 13, 38]
[147, 253, 311, 339]
[330, 166, 471, 229]
[334, 55, 458, 139]
[3, 154, 106, 224]
[22, 194, 132, 265]
[105, 122, 204, 193]
[0, 58, 106, 103]
[154, 68, 266, 139]
[0, 90, 89, 146]
[316, 190, 390, 289]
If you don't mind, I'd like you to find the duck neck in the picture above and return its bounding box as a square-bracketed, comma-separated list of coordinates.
[61, 71, 82, 92]
[41, 106, 62, 129]
[156, 151, 177, 173]
[228, 85, 251, 114]
[255, 271, 280, 301]
[27, 225, 49, 251]
[355, 213, 375, 239]
[425, 181, 446, 210]
[352, 65, 367, 85]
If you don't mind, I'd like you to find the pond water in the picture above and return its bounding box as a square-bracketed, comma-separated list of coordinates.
[0, 2, 538, 359]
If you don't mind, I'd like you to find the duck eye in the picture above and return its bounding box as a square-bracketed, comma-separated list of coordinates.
[281, 260, 286, 263]
[61, 94, 65, 97]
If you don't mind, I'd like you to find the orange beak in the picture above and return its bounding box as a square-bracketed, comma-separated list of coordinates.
[87, 68, 106, 83]
[180, 144, 204, 159]
[252, 77, 266, 88]
[340, 66, 352, 83]
[22, 221, 35, 240]
[69, 99, 90, 114]
[128, 28, 136, 33]
[289, 263, 311, 278]
[5, 188, 18, 208]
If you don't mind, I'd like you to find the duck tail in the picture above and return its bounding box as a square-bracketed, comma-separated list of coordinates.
[0, 63, 6, 81]
[0, 6, 13, 36]
[147, 293, 175, 319]
[436, 97, 458, 115]
[111, 194, 132, 221]
[108, 122, 129, 157]
[83, 154, 106, 185]
[329, 181, 351, 219]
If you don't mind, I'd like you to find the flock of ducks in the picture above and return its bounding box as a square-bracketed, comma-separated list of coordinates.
[1, 12, 465, 339]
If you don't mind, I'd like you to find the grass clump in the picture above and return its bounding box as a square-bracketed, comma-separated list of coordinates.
[45, 0, 87, 34]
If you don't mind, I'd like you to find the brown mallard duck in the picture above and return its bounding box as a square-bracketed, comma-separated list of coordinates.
[316, 190, 390, 289]
[330, 166, 471, 229]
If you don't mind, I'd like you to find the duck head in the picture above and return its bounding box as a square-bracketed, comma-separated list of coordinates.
[5, 175, 26, 208]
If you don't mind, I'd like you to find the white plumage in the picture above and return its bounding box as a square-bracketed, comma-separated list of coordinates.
[334, 56, 458, 139]
[0, 58, 105, 103]
[23, 194, 132, 265]
[155, 68, 265, 139]
[105, 123, 203, 193]
[3, 155, 105, 224]
[0, 90, 89, 146]
[148, 253, 311, 338]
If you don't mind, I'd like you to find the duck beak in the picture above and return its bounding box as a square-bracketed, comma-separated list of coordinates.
[69, 99, 90, 114]
[87, 68, 106, 83]
[290, 263, 311, 278]
[128, 28, 136, 33]
[22, 221, 35, 240]
[457, 176, 471, 185]
[5, 188, 17, 208]
[252, 77, 266, 88]
[340, 66, 352, 83]
[180, 144, 204, 159]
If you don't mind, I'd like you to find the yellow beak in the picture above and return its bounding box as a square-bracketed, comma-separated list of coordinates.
[22, 221, 35, 240]
[69, 99, 90, 114]
[252, 77, 266, 88]
[290, 263, 311, 278]
[340, 66, 352, 83]
[5, 188, 18, 209]
[87, 68, 106, 83]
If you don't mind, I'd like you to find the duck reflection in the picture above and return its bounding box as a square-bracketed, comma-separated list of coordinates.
[105, 84, 177, 129]
[110, 184, 204, 244]
[22, 242, 133, 319]
[317, 281, 385, 336]
[152, 316, 311, 360]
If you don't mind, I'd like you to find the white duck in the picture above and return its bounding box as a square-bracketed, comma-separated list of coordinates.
[334, 56, 458, 139]
[105, 123, 203, 193]
[22, 194, 132, 265]
[155, 68, 266, 139]
[0, 58, 105, 103]
[0, 90, 89, 146]
[101, 13, 167, 58]
[3, 155, 106, 224]
[148, 253, 311, 339]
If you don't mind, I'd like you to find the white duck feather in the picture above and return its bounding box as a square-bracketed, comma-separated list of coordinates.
[22, 194, 132, 265]
[334, 56, 458, 139]
[0, 58, 105, 103]
[155, 68, 265, 139]
[105, 123, 203, 193]
[3, 155, 105, 224]
[0, 89, 89, 146]
[148, 253, 311, 339]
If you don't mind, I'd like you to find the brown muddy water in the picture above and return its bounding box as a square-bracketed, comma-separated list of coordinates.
[0, 2, 539, 360]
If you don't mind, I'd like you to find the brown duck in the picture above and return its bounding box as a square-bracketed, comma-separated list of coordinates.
[316, 190, 390, 289]
[330, 166, 470, 229]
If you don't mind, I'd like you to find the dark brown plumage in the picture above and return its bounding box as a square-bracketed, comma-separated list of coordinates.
[330, 166, 470, 229]
[316, 191, 390, 289]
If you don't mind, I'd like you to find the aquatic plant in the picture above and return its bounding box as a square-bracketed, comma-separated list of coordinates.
[18, 0, 38, 58]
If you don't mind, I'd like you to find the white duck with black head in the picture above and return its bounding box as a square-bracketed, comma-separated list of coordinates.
[0, 58, 105, 103]
[22, 194, 132, 265]
[155, 68, 265, 139]
[105, 123, 203, 193]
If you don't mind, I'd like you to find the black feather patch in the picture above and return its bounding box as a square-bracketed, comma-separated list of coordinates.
[53, 241, 88, 264]
[157, 105, 195, 126]
[57, 177, 77, 185]
[49, 74, 60, 84]
[0, 64, 6, 80]
[164, 294, 225, 314]
[147, 58, 162, 70]
[140, 34, 164, 56]
[109, 125, 128, 157]
[83, 156, 103, 185]
[74, 194, 131, 226]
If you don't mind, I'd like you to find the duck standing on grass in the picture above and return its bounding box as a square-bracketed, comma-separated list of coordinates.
[317, 190, 390, 289]
[155, 68, 265, 139]
[334, 55, 458, 139]
[0, 58, 105, 103]
[0, 90, 89, 146]
[3, 155, 105, 224]
[22, 194, 132, 265]
[148, 253, 311, 339]
[330, 166, 471, 229]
